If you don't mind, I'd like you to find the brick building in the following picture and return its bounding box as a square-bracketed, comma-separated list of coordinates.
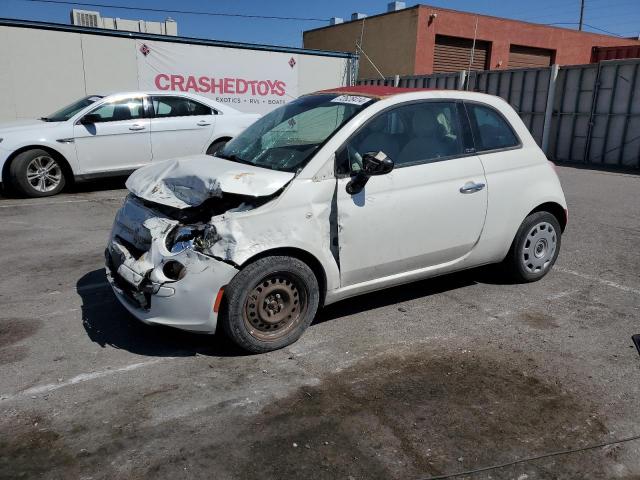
[303, 3, 640, 79]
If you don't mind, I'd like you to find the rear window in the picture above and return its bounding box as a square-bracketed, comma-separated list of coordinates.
[467, 103, 519, 152]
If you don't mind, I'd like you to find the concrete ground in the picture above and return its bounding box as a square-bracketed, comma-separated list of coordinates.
[0, 166, 639, 480]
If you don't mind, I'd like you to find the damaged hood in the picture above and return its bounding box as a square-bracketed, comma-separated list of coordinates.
[126, 155, 295, 209]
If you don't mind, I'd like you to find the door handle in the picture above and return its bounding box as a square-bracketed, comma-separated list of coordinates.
[196, 121, 211, 126]
[129, 124, 146, 131]
[459, 181, 486, 194]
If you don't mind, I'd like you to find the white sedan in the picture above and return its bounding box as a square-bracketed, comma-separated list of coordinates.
[0, 92, 259, 197]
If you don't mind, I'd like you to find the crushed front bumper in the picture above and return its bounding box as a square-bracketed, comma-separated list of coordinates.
[105, 195, 239, 334]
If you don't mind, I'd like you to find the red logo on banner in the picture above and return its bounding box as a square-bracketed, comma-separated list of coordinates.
[288, 57, 296, 68]
[140, 44, 150, 56]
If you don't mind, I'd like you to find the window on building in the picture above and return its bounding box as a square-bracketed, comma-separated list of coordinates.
[151, 96, 213, 117]
[466, 103, 519, 152]
[343, 102, 465, 171]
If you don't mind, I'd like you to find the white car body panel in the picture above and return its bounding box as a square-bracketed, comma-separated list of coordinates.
[149, 114, 215, 161]
[126, 155, 295, 209]
[0, 91, 260, 183]
[73, 116, 152, 173]
[105, 89, 567, 334]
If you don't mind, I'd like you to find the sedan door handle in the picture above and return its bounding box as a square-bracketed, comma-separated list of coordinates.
[196, 121, 211, 126]
[459, 181, 486, 194]
[129, 124, 146, 131]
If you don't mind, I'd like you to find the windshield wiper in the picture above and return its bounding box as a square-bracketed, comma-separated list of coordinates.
[217, 152, 254, 166]
[40, 117, 51, 122]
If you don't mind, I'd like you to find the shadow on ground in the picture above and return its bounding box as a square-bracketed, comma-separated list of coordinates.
[0, 176, 128, 199]
[76, 269, 246, 358]
[77, 265, 512, 358]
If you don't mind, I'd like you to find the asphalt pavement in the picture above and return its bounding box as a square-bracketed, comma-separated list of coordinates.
[1, 166, 639, 479]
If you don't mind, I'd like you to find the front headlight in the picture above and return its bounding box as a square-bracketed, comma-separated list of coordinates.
[166, 224, 219, 254]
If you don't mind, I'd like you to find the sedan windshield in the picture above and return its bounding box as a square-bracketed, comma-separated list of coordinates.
[42, 95, 104, 122]
[217, 93, 374, 172]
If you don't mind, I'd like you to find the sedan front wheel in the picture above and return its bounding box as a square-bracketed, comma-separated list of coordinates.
[9, 149, 67, 197]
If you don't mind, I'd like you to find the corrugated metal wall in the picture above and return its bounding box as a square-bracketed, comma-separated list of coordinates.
[551, 60, 640, 168]
[357, 58, 640, 169]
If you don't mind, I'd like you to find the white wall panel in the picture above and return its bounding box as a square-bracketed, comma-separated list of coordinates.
[80, 34, 138, 95]
[298, 55, 348, 95]
[2, 27, 86, 119]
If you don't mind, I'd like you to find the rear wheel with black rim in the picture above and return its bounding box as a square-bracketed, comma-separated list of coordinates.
[8, 148, 67, 197]
[221, 256, 320, 353]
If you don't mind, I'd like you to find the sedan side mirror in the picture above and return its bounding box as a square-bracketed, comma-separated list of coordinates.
[346, 151, 394, 195]
[80, 113, 101, 125]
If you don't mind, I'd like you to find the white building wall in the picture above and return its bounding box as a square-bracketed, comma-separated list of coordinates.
[0, 24, 352, 121]
[80, 34, 139, 94]
[298, 54, 349, 95]
[0, 26, 86, 120]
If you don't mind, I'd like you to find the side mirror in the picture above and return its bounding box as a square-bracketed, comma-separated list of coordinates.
[346, 151, 394, 195]
[80, 113, 101, 125]
[362, 151, 394, 176]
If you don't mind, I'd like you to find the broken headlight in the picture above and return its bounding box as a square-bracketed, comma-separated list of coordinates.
[165, 224, 219, 254]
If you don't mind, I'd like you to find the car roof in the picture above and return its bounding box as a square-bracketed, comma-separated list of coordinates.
[316, 85, 436, 99]
[93, 91, 241, 114]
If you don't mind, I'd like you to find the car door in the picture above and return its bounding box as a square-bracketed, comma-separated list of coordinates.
[149, 95, 217, 161]
[73, 95, 151, 174]
[335, 100, 488, 287]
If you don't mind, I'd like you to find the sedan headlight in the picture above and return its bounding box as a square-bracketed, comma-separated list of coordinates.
[165, 224, 219, 254]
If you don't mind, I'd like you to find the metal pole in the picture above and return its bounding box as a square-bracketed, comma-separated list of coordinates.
[579, 0, 585, 31]
[458, 70, 467, 90]
[467, 17, 479, 90]
[541, 64, 559, 155]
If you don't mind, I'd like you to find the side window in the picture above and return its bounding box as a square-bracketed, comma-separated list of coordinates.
[151, 96, 213, 117]
[89, 97, 144, 122]
[467, 103, 519, 152]
[341, 101, 464, 172]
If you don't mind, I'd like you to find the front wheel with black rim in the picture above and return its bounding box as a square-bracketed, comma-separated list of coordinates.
[8, 148, 67, 197]
[221, 256, 320, 353]
[502, 211, 562, 283]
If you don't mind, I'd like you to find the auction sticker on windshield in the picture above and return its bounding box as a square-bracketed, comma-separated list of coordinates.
[330, 95, 372, 106]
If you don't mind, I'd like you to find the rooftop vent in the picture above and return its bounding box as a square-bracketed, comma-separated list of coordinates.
[71, 8, 101, 28]
[387, 1, 406, 12]
[351, 12, 367, 20]
[330, 17, 344, 25]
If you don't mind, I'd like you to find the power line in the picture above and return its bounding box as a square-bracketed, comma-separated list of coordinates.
[16, 0, 330, 22]
[546, 22, 626, 37]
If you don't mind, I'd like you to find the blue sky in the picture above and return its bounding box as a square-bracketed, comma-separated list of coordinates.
[1, 0, 639, 47]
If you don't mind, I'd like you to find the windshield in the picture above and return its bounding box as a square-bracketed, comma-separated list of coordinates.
[42, 95, 104, 122]
[217, 93, 374, 172]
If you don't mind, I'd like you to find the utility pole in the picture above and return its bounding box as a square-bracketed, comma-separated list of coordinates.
[579, 0, 585, 31]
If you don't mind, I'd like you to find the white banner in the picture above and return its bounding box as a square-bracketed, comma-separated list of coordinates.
[136, 40, 300, 114]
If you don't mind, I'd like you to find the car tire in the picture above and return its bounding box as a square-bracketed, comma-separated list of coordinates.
[502, 211, 562, 283]
[8, 149, 67, 197]
[221, 256, 320, 353]
[206, 139, 228, 156]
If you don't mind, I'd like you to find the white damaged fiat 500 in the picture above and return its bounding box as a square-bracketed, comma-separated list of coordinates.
[106, 86, 567, 353]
